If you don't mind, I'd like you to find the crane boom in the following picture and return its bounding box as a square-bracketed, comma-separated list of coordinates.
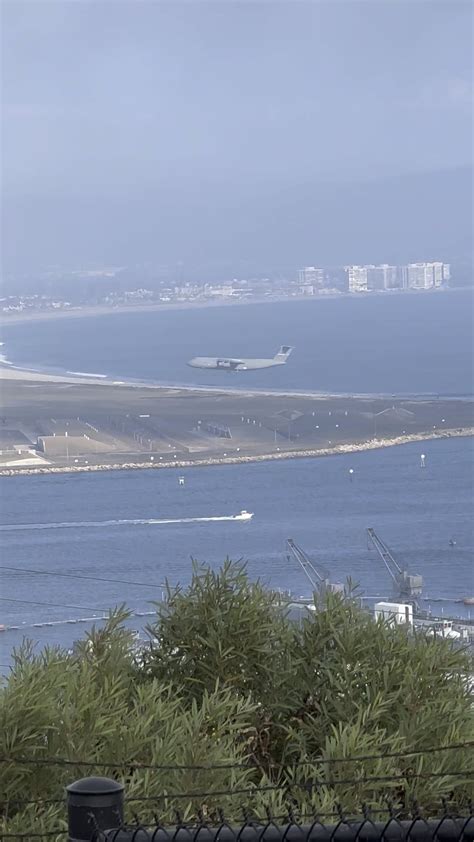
[366, 527, 423, 607]
[366, 527, 403, 581]
[286, 538, 344, 596]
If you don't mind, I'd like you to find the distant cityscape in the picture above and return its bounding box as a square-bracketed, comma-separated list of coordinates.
[0, 259, 463, 316]
[308, 261, 451, 294]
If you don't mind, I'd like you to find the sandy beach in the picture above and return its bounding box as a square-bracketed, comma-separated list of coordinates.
[0, 286, 457, 328]
[0, 294, 308, 327]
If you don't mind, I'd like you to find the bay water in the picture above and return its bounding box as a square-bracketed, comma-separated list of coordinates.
[0, 292, 473, 667]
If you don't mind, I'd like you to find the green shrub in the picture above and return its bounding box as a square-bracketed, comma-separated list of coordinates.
[1, 563, 472, 839]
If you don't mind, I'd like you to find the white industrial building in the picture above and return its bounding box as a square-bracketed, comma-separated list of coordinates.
[374, 601, 413, 626]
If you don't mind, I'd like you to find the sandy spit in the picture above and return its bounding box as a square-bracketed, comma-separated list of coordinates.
[0, 362, 416, 401]
[0, 295, 312, 326]
[0, 428, 472, 478]
[0, 287, 461, 328]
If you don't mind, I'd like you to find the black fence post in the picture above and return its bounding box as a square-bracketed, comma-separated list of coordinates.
[67, 776, 124, 841]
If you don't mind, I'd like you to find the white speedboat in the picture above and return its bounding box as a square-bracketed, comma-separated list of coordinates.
[232, 510, 253, 522]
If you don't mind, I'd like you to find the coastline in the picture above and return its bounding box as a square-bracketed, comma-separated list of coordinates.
[2, 361, 471, 402]
[0, 427, 471, 478]
[1, 295, 472, 479]
[0, 286, 465, 328]
[0, 296, 270, 327]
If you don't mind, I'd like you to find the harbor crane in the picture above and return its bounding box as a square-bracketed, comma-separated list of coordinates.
[286, 538, 345, 597]
[366, 527, 423, 609]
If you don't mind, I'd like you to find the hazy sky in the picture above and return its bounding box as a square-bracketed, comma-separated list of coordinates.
[2, 1, 473, 276]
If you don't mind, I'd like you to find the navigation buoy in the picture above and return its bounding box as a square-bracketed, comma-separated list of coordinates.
[178, 476, 185, 486]
[349, 468, 354, 482]
[420, 454, 426, 468]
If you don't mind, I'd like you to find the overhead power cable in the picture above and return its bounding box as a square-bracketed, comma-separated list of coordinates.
[1, 741, 472, 773]
[4, 770, 473, 810]
[0, 597, 110, 613]
[0, 833, 66, 839]
[122, 770, 473, 801]
[0, 564, 168, 591]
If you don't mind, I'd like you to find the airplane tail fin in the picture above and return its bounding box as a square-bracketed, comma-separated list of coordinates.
[273, 345, 294, 363]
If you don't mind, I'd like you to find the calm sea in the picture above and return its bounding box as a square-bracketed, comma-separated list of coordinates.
[0, 292, 473, 669]
[1, 290, 473, 394]
[0, 436, 473, 668]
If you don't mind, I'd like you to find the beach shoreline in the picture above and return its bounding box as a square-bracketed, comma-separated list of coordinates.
[0, 286, 463, 328]
[1, 361, 470, 403]
[0, 296, 270, 326]
[1, 305, 472, 480]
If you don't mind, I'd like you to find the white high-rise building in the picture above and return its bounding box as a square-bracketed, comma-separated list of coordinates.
[367, 264, 399, 290]
[381, 264, 399, 289]
[432, 261, 451, 286]
[402, 262, 450, 290]
[366, 265, 383, 290]
[345, 265, 369, 292]
[399, 266, 410, 290]
[432, 262, 444, 287]
[298, 266, 325, 287]
[405, 263, 435, 289]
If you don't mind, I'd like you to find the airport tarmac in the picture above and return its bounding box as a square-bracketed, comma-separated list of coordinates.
[0, 372, 472, 475]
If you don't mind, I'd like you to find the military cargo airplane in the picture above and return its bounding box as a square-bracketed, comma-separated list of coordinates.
[187, 345, 293, 371]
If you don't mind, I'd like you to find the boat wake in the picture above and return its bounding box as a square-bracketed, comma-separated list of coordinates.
[0, 512, 253, 531]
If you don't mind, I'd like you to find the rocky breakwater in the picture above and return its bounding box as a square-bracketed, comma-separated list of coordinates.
[0, 427, 472, 478]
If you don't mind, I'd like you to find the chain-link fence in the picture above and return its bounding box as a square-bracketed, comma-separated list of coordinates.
[92, 817, 474, 842]
[1, 748, 473, 841]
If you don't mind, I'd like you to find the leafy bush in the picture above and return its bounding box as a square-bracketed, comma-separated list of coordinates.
[1, 562, 472, 839]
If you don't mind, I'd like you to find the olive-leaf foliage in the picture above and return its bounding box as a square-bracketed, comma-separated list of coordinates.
[1, 562, 472, 839]
[143, 560, 295, 705]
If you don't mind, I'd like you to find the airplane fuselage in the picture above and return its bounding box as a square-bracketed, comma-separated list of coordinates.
[188, 357, 285, 371]
[187, 346, 293, 371]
